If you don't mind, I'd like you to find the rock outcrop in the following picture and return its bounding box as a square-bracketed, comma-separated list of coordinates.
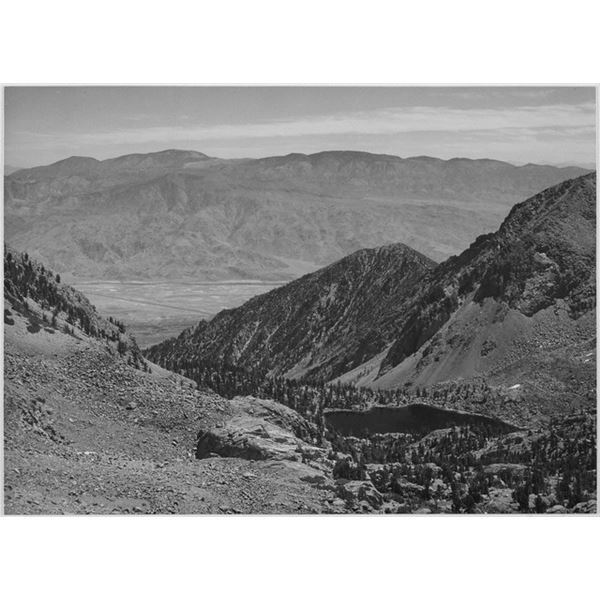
[195, 396, 326, 462]
[336, 479, 384, 510]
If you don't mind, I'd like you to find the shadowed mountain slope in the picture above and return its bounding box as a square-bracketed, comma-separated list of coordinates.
[325, 172, 596, 414]
[373, 172, 596, 383]
[4, 149, 590, 280]
[145, 243, 435, 381]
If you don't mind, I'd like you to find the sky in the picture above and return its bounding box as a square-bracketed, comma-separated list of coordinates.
[3, 86, 596, 168]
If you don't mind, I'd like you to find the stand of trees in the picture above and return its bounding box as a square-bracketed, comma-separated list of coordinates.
[150, 354, 507, 423]
[5, 246, 148, 372]
[327, 413, 596, 513]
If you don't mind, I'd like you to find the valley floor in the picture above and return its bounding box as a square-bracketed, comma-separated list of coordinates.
[71, 280, 286, 347]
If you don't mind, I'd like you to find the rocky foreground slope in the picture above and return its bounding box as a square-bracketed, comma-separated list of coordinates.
[4, 247, 353, 513]
[5, 149, 589, 280]
[4, 294, 352, 513]
[6, 306, 596, 514]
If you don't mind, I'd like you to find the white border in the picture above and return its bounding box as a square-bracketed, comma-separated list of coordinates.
[1, 1, 599, 599]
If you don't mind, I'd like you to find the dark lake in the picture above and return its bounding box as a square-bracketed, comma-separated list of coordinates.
[324, 403, 519, 437]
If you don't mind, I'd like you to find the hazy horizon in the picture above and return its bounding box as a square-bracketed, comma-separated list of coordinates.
[4, 86, 596, 169]
[4, 147, 597, 172]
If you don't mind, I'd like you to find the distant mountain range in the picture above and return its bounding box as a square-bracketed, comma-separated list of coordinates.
[4, 149, 591, 281]
[146, 173, 596, 412]
[551, 162, 596, 170]
[4, 165, 23, 175]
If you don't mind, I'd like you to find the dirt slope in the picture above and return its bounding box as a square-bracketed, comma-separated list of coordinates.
[4, 289, 339, 514]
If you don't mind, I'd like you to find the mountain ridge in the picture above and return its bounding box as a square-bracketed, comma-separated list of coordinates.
[5, 149, 591, 281]
[146, 172, 596, 417]
[4, 245, 147, 369]
[10, 148, 594, 172]
[346, 172, 596, 403]
[145, 242, 435, 381]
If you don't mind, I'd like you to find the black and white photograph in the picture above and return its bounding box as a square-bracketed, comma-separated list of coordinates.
[1, 2, 599, 598]
[3, 85, 597, 515]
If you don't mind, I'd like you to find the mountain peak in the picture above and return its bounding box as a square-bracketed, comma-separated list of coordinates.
[102, 149, 210, 169]
[378, 172, 596, 386]
[52, 155, 100, 166]
[146, 241, 435, 382]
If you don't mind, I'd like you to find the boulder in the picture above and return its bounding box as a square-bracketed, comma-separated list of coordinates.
[483, 463, 528, 477]
[195, 396, 325, 462]
[337, 479, 383, 509]
[414, 507, 432, 514]
[366, 463, 388, 492]
[571, 500, 597, 514]
[332, 455, 364, 480]
[391, 478, 426, 498]
[481, 488, 517, 513]
[430, 478, 448, 497]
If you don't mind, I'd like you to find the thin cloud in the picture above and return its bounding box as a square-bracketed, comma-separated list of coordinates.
[16, 102, 595, 147]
